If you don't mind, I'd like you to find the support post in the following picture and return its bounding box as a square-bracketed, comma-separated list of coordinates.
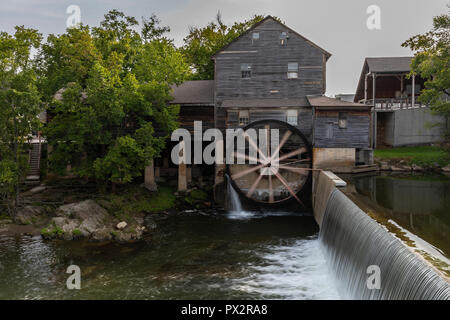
[372, 73, 377, 149]
[412, 74, 416, 107]
[178, 141, 187, 192]
[144, 160, 157, 191]
[163, 157, 169, 169]
[187, 166, 192, 185]
[400, 75, 404, 108]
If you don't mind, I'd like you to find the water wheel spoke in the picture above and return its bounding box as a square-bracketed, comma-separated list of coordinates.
[231, 163, 265, 180]
[229, 120, 311, 205]
[270, 130, 292, 161]
[247, 174, 263, 198]
[274, 172, 304, 206]
[278, 147, 306, 162]
[244, 133, 268, 163]
[279, 165, 309, 176]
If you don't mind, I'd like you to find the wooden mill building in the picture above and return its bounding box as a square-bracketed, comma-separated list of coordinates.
[161, 16, 373, 194]
[354, 57, 445, 148]
[37, 16, 373, 195]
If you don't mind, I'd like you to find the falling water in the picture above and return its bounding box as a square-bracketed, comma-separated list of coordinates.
[320, 189, 450, 300]
[226, 175, 243, 212]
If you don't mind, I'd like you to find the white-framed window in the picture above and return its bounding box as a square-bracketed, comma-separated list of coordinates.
[287, 109, 298, 125]
[241, 63, 251, 78]
[338, 112, 347, 129]
[280, 32, 288, 46]
[239, 110, 249, 126]
[287, 62, 298, 79]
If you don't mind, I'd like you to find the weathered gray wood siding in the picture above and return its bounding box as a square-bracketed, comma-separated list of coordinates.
[214, 18, 326, 103]
[178, 105, 215, 133]
[314, 111, 370, 148]
[225, 107, 313, 142]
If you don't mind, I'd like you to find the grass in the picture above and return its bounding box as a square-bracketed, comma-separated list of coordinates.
[374, 146, 450, 167]
[106, 184, 176, 220]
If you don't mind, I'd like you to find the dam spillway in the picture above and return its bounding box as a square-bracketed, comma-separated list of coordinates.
[314, 171, 450, 300]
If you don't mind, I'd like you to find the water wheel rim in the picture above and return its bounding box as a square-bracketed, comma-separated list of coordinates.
[226, 119, 312, 206]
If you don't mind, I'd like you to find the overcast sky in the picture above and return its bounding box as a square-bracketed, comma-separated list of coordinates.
[1, 0, 448, 95]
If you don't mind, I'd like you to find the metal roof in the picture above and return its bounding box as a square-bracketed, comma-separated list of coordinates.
[307, 95, 370, 109]
[170, 80, 215, 105]
[366, 57, 413, 73]
[221, 98, 309, 108]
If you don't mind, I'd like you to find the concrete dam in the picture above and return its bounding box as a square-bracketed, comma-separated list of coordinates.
[311, 171, 450, 299]
[226, 170, 450, 299]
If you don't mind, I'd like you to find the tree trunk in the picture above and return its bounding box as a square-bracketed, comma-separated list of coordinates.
[12, 116, 19, 215]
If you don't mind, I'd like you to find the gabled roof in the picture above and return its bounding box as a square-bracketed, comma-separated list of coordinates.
[170, 80, 214, 105]
[307, 95, 370, 110]
[366, 57, 413, 73]
[212, 16, 332, 60]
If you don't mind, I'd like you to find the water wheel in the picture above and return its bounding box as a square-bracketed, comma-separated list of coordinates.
[227, 119, 312, 206]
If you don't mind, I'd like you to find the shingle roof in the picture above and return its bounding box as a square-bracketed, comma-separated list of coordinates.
[366, 57, 413, 73]
[170, 80, 214, 105]
[307, 95, 370, 109]
[221, 98, 309, 108]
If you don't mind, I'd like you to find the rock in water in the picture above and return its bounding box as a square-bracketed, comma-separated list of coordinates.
[116, 221, 127, 230]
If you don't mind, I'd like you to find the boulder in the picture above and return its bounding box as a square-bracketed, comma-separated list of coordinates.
[40, 199, 146, 243]
[91, 228, 113, 241]
[57, 200, 108, 222]
[15, 206, 46, 225]
[442, 165, 450, 172]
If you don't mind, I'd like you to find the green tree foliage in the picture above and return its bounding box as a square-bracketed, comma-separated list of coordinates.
[402, 5, 450, 139]
[182, 13, 277, 80]
[0, 26, 42, 213]
[40, 10, 189, 188]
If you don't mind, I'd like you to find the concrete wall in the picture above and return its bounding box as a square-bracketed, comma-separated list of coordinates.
[313, 148, 355, 172]
[378, 107, 445, 147]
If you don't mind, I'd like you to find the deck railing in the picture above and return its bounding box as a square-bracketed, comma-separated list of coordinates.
[360, 98, 425, 110]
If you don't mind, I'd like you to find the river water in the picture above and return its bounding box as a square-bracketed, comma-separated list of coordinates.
[0, 211, 340, 300]
[1, 172, 448, 300]
[342, 172, 450, 263]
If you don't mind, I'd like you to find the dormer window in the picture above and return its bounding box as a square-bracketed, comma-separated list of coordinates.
[241, 63, 251, 78]
[280, 32, 288, 46]
[287, 62, 298, 79]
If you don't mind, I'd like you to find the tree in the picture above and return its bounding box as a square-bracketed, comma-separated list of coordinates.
[182, 13, 276, 80]
[40, 11, 189, 189]
[402, 5, 450, 140]
[0, 26, 42, 214]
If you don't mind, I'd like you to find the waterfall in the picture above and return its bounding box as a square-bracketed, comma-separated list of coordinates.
[319, 188, 450, 300]
[226, 175, 243, 212]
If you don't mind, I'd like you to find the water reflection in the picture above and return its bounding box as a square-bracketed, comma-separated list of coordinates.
[343, 173, 450, 259]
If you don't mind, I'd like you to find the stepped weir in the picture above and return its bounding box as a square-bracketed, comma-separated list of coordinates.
[313, 171, 450, 299]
